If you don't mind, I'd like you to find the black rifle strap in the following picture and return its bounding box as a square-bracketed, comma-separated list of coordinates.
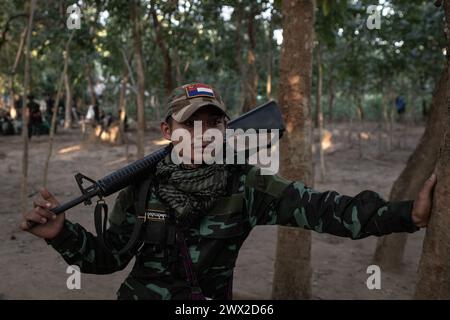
[176, 225, 205, 300]
[94, 200, 110, 250]
[94, 175, 153, 256]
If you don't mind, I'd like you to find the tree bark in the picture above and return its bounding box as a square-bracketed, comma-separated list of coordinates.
[8, 26, 27, 110]
[131, 0, 146, 159]
[242, 3, 258, 113]
[373, 70, 446, 270]
[327, 71, 334, 125]
[388, 92, 395, 151]
[272, 0, 315, 300]
[174, 49, 183, 86]
[355, 94, 364, 122]
[234, 3, 246, 111]
[63, 70, 72, 129]
[266, 9, 273, 100]
[118, 69, 129, 149]
[378, 83, 388, 156]
[316, 43, 325, 181]
[120, 48, 138, 95]
[414, 2, 450, 298]
[150, 0, 174, 97]
[20, 0, 36, 215]
[85, 64, 97, 108]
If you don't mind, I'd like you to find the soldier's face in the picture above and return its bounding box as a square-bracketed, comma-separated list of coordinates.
[160, 106, 227, 164]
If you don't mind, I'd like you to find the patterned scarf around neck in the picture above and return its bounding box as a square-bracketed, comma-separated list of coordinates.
[155, 156, 229, 225]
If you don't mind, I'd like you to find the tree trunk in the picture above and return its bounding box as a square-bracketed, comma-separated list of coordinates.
[316, 44, 325, 181]
[118, 69, 129, 149]
[20, 0, 36, 215]
[120, 48, 138, 95]
[150, 0, 174, 97]
[378, 85, 388, 156]
[386, 89, 395, 151]
[63, 70, 72, 129]
[266, 8, 273, 100]
[85, 64, 97, 108]
[355, 94, 364, 122]
[388, 103, 394, 151]
[9, 26, 27, 111]
[242, 4, 258, 113]
[355, 94, 364, 158]
[174, 49, 183, 86]
[327, 71, 334, 125]
[272, 0, 315, 300]
[43, 32, 74, 188]
[414, 2, 450, 298]
[234, 3, 246, 111]
[131, 0, 146, 159]
[373, 69, 447, 271]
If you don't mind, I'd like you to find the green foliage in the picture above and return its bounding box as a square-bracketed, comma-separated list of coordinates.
[0, 0, 445, 123]
[313, 0, 445, 121]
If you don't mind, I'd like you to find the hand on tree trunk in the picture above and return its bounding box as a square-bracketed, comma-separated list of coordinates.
[412, 173, 437, 228]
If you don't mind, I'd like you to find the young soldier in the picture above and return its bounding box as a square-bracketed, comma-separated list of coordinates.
[21, 83, 436, 300]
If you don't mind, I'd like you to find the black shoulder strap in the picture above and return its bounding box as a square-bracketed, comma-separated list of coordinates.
[226, 164, 252, 196]
[94, 174, 154, 256]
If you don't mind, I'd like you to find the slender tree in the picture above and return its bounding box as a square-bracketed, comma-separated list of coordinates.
[242, 2, 258, 112]
[43, 32, 74, 187]
[20, 0, 37, 215]
[130, 0, 146, 159]
[272, 0, 315, 300]
[316, 42, 326, 181]
[150, 0, 174, 97]
[8, 26, 27, 110]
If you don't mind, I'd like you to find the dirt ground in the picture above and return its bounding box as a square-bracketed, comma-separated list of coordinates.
[0, 121, 426, 300]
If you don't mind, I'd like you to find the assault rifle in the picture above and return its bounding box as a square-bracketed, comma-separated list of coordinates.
[26, 100, 285, 229]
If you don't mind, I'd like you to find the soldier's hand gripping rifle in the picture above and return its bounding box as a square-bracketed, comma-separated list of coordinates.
[26, 101, 285, 229]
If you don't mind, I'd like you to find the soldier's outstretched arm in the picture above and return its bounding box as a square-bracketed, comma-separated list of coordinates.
[243, 167, 434, 239]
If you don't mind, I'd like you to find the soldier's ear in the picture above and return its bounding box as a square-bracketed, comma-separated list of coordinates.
[160, 121, 171, 140]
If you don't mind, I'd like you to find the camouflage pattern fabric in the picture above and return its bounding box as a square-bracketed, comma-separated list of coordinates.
[47, 165, 419, 300]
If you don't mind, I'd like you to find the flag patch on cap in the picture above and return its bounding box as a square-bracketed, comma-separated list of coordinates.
[185, 83, 215, 98]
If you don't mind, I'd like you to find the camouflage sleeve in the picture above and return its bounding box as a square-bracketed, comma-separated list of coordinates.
[46, 186, 138, 274]
[244, 167, 419, 239]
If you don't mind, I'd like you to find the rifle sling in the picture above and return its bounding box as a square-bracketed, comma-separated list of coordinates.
[94, 175, 153, 256]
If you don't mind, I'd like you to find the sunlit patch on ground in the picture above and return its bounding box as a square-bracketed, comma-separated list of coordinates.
[58, 144, 82, 154]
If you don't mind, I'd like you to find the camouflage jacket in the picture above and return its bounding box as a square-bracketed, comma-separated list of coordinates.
[47, 165, 419, 300]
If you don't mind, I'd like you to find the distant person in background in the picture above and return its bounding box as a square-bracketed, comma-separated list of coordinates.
[101, 111, 114, 129]
[395, 95, 406, 122]
[85, 104, 95, 123]
[71, 96, 81, 125]
[45, 93, 55, 119]
[44, 93, 58, 133]
[57, 98, 66, 127]
[27, 94, 43, 139]
[94, 100, 100, 123]
[0, 109, 15, 135]
[14, 94, 23, 119]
